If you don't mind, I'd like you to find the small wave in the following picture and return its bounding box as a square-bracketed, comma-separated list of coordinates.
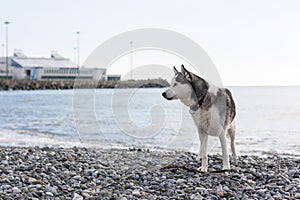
[0, 129, 82, 147]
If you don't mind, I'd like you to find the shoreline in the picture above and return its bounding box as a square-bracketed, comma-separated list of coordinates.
[0, 129, 299, 159]
[0, 79, 170, 90]
[0, 146, 299, 199]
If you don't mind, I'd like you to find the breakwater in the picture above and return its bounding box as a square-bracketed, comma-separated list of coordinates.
[0, 79, 170, 90]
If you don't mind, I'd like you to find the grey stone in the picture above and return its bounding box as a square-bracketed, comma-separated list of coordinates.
[72, 193, 83, 200]
[295, 193, 300, 199]
[132, 189, 141, 196]
[99, 189, 109, 197]
[45, 192, 54, 197]
[28, 177, 37, 183]
[45, 186, 57, 195]
[12, 187, 21, 194]
[176, 179, 185, 184]
[73, 175, 81, 180]
[81, 191, 91, 198]
[257, 189, 266, 198]
[1, 184, 11, 190]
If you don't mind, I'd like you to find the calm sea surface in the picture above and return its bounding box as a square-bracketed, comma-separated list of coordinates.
[0, 87, 299, 157]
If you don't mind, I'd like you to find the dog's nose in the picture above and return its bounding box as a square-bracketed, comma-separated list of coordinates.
[162, 92, 166, 98]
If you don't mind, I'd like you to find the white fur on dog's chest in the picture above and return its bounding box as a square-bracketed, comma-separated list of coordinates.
[190, 105, 224, 136]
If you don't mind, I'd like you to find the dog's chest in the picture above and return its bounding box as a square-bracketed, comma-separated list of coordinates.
[190, 105, 223, 136]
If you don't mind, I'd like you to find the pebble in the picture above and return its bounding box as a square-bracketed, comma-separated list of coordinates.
[1, 185, 11, 190]
[176, 179, 185, 184]
[81, 192, 90, 198]
[72, 193, 83, 200]
[12, 187, 21, 194]
[257, 189, 266, 198]
[99, 189, 109, 197]
[45, 191, 54, 197]
[72, 175, 81, 180]
[132, 189, 141, 196]
[45, 186, 57, 195]
[0, 146, 299, 199]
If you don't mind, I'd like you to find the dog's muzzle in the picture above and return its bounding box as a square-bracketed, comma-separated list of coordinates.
[162, 92, 175, 100]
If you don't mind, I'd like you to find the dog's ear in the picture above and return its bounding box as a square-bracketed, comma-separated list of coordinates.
[181, 64, 193, 81]
[181, 64, 189, 76]
[173, 66, 179, 75]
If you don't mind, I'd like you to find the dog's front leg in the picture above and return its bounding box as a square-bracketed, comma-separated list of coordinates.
[219, 132, 230, 170]
[198, 133, 208, 172]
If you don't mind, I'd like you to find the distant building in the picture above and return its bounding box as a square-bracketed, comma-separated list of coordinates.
[0, 50, 106, 81]
[107, 74, 121, 81]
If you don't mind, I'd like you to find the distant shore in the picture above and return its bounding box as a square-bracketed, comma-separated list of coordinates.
[0, 78, 170, 90]
[0, 146, 299, 199]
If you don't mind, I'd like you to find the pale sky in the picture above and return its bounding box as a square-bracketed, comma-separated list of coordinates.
[1, 0, 300, 86]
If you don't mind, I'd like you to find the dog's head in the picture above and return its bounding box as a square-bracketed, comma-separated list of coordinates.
[162, 66, 197, 107]
[180, 64, 208, 102]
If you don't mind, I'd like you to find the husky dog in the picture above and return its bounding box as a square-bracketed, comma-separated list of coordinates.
[162, 65, 237, 172]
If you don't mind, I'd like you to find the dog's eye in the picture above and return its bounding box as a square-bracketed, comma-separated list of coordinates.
[173, 83, 178, 86]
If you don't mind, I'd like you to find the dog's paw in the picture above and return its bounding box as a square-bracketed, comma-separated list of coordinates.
[197, 167, 207, 172]
[222, 165, 230, 170]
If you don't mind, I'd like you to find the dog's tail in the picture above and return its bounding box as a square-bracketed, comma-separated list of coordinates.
[225, 88, 236, 123]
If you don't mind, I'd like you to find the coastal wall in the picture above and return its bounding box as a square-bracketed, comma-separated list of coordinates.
[0, 78, 170, 90]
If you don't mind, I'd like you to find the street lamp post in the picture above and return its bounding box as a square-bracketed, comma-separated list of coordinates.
[73, 47, 77, 64]
[76, 31, 80, 68]
[4, 21, 10, 79]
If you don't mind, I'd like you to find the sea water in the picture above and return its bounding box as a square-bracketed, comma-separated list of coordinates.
[0, 87, 299, 157]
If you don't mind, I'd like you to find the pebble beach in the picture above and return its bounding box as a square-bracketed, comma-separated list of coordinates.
[0, 146, 299, 199]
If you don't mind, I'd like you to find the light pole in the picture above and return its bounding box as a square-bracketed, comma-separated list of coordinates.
[130, 41, 133, 80]
[73, 47, 77, 64]
[4, 21, 10, 79]
[76, 31, 80, 68]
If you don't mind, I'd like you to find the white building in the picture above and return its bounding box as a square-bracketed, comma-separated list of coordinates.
[0, 50, 106, 80]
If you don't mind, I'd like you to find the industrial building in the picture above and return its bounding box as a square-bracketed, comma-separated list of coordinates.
[0, 50, 106, 80]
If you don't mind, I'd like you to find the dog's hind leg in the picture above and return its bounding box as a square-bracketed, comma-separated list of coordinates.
[219, 131, 230, 170]
[227, 123, 237, 165]
[198, 132, 208, 172]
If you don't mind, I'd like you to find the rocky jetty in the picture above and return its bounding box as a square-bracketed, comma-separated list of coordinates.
[115, 79, 169, 88]
[0, 146, 299, 199]
[0, 78, 170, 90]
